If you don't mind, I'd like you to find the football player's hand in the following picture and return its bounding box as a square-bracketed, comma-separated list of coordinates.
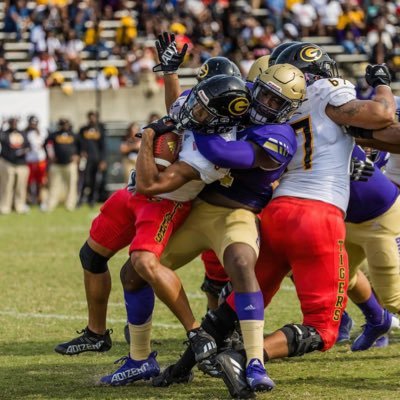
[365, 64, 391, 88]
[345, 126, 373, 139]
[127, 169, 136, 192]
[153, 32, 188, 74]
[143, 116, 177, 137]
[350, 157, 374, 182]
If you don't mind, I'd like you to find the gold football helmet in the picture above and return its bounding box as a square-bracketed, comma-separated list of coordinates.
[246, 55, 270, 83]
[250, 63, 306, 124]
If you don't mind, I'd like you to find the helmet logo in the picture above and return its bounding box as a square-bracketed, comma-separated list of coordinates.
[299, 46, 322, 62]
[228, 97, 250, 116]
[198, 63, 209, 79]
[267, 81, 282, 93]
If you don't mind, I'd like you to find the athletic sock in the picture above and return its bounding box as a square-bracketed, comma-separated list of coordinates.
[235, 291, 265, 365]
[130, 319, 152, 360]
[124, 286, 155, 360]
[357, 292, 384, 325]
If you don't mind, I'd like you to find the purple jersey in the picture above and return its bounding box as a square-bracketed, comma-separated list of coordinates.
[346, 146, 399, 223]
[200, 123, 297, 210]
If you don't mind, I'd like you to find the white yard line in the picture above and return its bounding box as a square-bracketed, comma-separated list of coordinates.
[0, 310, 182, 329]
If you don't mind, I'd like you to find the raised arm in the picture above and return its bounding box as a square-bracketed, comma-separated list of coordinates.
[153, 32, 188, 111]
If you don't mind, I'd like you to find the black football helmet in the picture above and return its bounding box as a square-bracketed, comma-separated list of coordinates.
[196, 57, 241, 82]
[269, 41, 301, 66]
[275, 43, 339, 85]
[179, 75, 251, 134]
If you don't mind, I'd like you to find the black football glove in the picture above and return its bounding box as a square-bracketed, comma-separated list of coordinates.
[143, 116, 177, 137]
[127, 169, 136, 192]
[365, 64, 391, 88]
[153, 32, 188, 74]
[345, 126, 373, 139]
[350, 157, 375, 182]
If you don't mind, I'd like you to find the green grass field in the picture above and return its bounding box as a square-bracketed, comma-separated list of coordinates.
[1, 207, 400, 400]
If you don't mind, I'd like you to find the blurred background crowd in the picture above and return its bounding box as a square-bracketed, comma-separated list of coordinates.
[0, 0, 399, 90]
[0, 111, 161, 214]
[0, 0, 400, 214]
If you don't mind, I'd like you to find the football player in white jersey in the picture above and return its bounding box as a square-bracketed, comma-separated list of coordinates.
[55, 75, 250, 363]
[243, 43, 396, 364]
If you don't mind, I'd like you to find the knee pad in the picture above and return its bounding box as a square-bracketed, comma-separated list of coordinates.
[79, 242, 109, 274]
[280, 324, 324, 357]
[201, 275, 229, 299]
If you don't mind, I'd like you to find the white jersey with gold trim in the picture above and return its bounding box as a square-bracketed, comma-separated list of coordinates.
[157, 128, 236, 202]
[384, 96, 400, 186]
[273, 78, 355, 213]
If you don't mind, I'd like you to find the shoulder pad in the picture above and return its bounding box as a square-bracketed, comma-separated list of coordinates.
[308, 78, 356, 107]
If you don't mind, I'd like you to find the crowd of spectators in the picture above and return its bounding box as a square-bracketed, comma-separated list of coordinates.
[1, 0, 400, 91]
[0, 111, 164, 214]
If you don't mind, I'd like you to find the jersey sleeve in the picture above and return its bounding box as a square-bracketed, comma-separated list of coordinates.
[308, 78, 356, 116]
[246, 124, 297, 165]
[178, 130, 229, 183]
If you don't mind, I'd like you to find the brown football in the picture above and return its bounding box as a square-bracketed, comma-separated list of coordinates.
[153, 131, 181, 171]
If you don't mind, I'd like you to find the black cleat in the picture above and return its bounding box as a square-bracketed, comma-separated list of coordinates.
[214, 349, 255, 399]
[152, 364, 194, 387]
[55, 327, 112, 355]
[187, 327, 217, 362]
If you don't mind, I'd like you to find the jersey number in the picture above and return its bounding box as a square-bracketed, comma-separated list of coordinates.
[290, 116, 314, 170]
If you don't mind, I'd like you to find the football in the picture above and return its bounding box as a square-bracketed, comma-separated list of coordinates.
[153, 131, 181, 170]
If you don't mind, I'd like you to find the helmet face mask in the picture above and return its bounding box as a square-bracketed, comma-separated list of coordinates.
[178, 75, 251, 134]
[250, 64, 306, 125]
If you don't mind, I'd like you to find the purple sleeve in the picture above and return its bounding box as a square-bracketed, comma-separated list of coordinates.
[193, 132, 255, 169]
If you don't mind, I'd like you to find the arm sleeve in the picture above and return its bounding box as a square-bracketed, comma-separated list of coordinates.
[193, 132, 256, 169]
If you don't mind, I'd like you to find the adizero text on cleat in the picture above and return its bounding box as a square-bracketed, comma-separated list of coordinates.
[99, 352, 160, 386]
[55, 327, 112, 355]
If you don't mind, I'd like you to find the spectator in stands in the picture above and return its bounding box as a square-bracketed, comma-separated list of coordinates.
[319, 0, 342, 36]
[21, 66, 46, 90]
[0, 57, 14, 89]
[336, 1, 365, 43]
[387, 38, 400, 79]
[63, 29, 84, 70]
[0, 70, 14, 90]
[366, 15, 393, 64]
[4, 0, 31, 40]
[97, 66, 120, 90]
[25, 115, 48, 206]
[341, 28, 367, 54]
[47, 71, 65, 87]
[45, 118, 79, 212]
[32, 50, 58, 81]
[132, 47, 158, 97]
[291, 0, 318, 37]
[72, 68, 96, 90]
[115, 14, 137, 49]
[77, 111, 107, 207]
[119, 122, 141, 182]
[0, 117, 30, 214]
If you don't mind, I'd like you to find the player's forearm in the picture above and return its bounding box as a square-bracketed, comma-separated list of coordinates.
[371, 85, 396, 127]
[164, 73, 181, 112]
[135, 129, 160, 191]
